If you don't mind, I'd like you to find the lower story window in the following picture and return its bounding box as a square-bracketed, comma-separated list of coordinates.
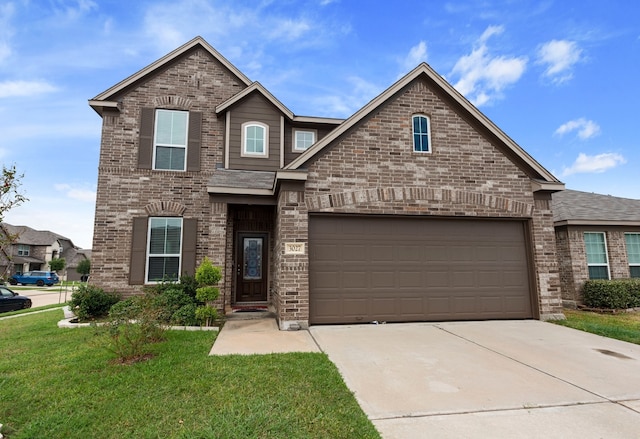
[147, 217, 182, 282]
[625, 233, 640, 278]
[584, 232, 609, 280]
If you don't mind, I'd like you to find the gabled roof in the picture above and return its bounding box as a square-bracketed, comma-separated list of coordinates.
[552, 189, 640, 226]
[215, 81, 344, 125]
[284, 62, 562, 190]
[216, 82, 293, 119]
[89, 36, 252, 115]
[2, 224, 63, 246]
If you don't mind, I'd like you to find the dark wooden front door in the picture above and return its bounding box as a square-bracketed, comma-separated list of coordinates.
[235, 233, 268, 302]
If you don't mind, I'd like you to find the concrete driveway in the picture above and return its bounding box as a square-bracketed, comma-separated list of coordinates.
[310, 320, 640, 438]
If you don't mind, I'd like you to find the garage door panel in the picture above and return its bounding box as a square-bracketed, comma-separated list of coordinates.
[309, 216, 533, 324]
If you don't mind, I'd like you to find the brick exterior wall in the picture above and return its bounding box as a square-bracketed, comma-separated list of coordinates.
[299, 79, 563, 320]
[91, 47, 244, 299]
[556, 225, 640, 305]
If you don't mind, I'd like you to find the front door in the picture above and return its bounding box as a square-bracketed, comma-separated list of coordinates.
[235, 233, 268, 302]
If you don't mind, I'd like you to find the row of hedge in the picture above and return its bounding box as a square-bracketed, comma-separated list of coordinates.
[582, 279, 640, 309]
[67, 257, 222, 325]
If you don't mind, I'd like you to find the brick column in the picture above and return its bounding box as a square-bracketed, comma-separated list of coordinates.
[274, 189, 309, 330]
[532, 194, 564, 320]
[208, 202, 228, 311]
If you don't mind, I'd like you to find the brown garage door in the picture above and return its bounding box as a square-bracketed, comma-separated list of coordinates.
[309, 215, 533, 324]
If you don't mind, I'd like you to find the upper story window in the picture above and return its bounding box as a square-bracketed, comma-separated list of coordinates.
[242, 122, 269, 158]
[294, 130, 316, 151]
[154, 109, 188, 170]
[146, 217, 182, 283]
[584, 232, 610, 280]
[625, 233, 640, 278]
[17, 244, 30, 256]
[412, 115, 431, 153]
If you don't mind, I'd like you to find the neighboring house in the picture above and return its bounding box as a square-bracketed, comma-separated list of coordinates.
[88, 36, 565, 330]
[553, 189, 640, 305]
[0, 223, 90, 281]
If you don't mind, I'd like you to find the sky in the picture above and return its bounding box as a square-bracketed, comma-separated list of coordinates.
[1, 0, 639, 249]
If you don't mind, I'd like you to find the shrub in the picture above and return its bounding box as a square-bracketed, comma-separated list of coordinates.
[152, 287, 195, 321]
[195, 257, 222, 326]
[99, 295, 167, 363]
[171, 303, 199, 326]
[583, 279, 640, 309]
[68, 284, 120, 321]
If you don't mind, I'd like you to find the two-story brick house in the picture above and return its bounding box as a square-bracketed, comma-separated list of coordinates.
[0, 223, 89, 281]
[89, 36, 564, 329]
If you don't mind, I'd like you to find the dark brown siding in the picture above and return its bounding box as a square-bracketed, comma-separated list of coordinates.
[186, 112, 202, 172]
[309, 215, 533, 324]
[129, 217, 148, 285]
[138, 108, 154, 169]
[283, 122, 337, 166]
[182, 218, 198, 276]
[228, 92, 281, 171]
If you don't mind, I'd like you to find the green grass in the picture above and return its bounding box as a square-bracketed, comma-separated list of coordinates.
[0, 304, 63, 318]
[553, 309, 640, 345]
[0, 311, 380, 439]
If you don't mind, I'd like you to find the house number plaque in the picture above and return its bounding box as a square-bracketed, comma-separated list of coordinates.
[284, 242, 305, 255]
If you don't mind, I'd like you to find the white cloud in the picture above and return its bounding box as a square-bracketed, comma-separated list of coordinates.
[267, 18, 312, 42]
[313, 76, 382, 117]
[536, 40, 583, 84]
[0, 80, 58, 98]
[555, 118, 601, 140]
[0, 2, 16, 62]
[449, 25, 527, 106]
[402, 41, 427, 71]
[55, 184, 97, 203]
[561, 152, 626, 176]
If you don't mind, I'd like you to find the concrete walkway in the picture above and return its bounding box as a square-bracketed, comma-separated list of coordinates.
[209, 317, 320, 355]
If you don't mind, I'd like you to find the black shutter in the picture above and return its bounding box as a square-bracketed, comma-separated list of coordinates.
[186, 111, 202, 172]
[138, 108, 154, 169]
[129, 217, 149, 285]
[182, 219, 198, 276]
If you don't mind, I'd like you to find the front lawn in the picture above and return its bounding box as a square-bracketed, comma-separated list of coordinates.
[0, 311, 380, 439]
[553, 309, 640, 345]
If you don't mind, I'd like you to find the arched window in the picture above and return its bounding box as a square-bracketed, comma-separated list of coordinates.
[242, 122, 269, 157]
[412, 115, 431, 153]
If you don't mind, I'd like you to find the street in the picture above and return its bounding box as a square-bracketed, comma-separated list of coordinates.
[14, 286, 75, 308]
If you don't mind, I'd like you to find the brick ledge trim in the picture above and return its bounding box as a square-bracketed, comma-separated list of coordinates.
[306, 187, 534, 216]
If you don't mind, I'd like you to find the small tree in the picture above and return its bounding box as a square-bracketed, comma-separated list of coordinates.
[0, 165, 27, 280]
[194, 257, 222, 326]
[0, 164, 27, 224]
[50, 257, 66, 272]
[77, 258, 91, 280]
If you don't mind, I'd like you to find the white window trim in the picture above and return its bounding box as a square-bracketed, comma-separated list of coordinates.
[152, 109, 189, 171]
[17, 244, 30, 256]
[145, 217, 183, 284]
[584, 231, 610, 280]
[412, 114, 432, 154]
[624, 232, 640, 274]
[241, 121, 269, 158]
[293, 129, 317, 152]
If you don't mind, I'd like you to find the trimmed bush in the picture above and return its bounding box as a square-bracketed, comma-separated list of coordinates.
[583, 279, 640, 309]
[68, 284, 120, 320]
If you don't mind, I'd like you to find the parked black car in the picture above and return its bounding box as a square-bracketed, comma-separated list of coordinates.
[0, 286, 32, 313]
